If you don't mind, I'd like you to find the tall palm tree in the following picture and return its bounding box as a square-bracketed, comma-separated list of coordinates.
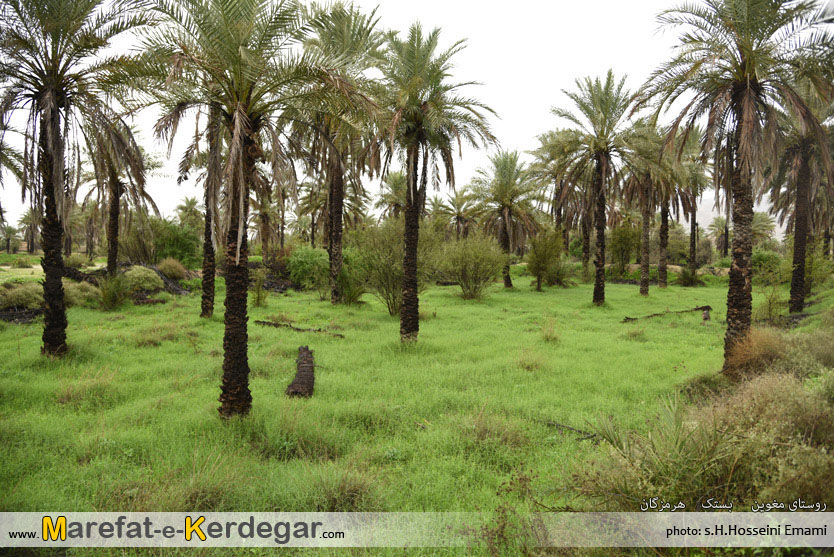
[176, 196, 203, 231]
[708, 216, 730, 256]
[147, 0, 358, 417]
[763, 88, 833, 313]
[0, 0, 152, 355]
[0, 121, 23, 223]
[636, 0, 834, 366]
[378, 23, 495, 342]
[472, 151, 540, 287]
[375, 171, 407, 219]
[302, 2, 382, 304]
[82, 122, 149, 275]
[552, 70, 635, 305]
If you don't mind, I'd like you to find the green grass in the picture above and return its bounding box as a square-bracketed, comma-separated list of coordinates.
[0, 273, 743, 517]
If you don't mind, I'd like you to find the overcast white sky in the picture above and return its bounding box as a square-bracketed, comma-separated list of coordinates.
[0, 0, 767, 231]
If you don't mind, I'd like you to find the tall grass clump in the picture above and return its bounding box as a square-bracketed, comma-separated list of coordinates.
[98, 275, 129, 311]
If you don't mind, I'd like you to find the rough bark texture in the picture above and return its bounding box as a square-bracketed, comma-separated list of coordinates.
[39, 106, 68, 356]
[286, 346, 315, 398]
[581, 214, 591, 275]
[106, 174, 121, 277]
[328, 150, 345, 305]
[200, 181, 216, 318]
[789, 149, 811, 314]
[500, 209, 513, 288]
[689, 208, 697, 274]
[640, 188, 651, 296]
[659, 203, 669, 288]
[218, 142, 254, 418]
[592, 162, 606, 306]
[400, 146, 420, 343]
[723, 128, 754, 368]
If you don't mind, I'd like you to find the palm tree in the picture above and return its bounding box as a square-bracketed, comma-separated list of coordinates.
[375, 171, 407, 219]
[472, 151, 540, 287]
[636, 0, 834, 366]
[763, 88, 833, 313]
[302, 2, 383, 304]
[0, 121, 23, 223]
[176, 196, 203, 231]
[752, 212, 776, 246]
[438, 188, 481, 239]
[708, 216, 730, 256]
[378, 23, 495, 342]
[148, 0, 359, 417]
[0, 0, 151, 355]
[82, 123, 149, 275]
[552, 70, 634, 305]
[1, 224, 18, 253]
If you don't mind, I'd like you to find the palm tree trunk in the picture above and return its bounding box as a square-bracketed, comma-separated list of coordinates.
[39, 105, 68, 356]
[310, 215, 316, 248]
[592, 161, 606, 306]
[400, 145, 421, 343]
[64, 232, 72, 256]
[824, 228, 831, 259]
[581, 214, 590, 275]
[200, 178, 216, 319]
[659, 202, 669, 288]
[328, 149, 345, 304]
[500, 208, 513, 288]
[218, 138, 254, 418]
[789, 148, 811, 314]
[106, 175, 121, 276]
[723, 126, 754, 368]
[279, 197, 285, 250]
[689, 208, 697, 273]
[640, 186, 651, 296]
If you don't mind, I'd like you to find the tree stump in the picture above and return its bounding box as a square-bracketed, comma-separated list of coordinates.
[286, 346, 315, 398]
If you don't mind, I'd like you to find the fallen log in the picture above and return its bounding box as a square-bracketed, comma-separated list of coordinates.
[534, 419, 599, 443]
[63, 267, 104, 285]
[622, 305, 713, 323]
[0, 307, 44, 324]
[255, 320, 345, 338]
[286, 346, 315, 398]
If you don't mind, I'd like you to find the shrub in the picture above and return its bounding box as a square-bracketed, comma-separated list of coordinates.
[120, 214, 201, 268]
[0, 282, 42, 309]
[674, 267, 704, 287]
[578, 374, 834, 511]
[157, 257, 187, 280]
[336, 248, 366, 306]
[11, 257, 33, 269]
[286, 247, 329, 298]
[350, 218, 438, 315]
[803, 242, 834, 294]
[714, 256, 731, 268]
[63, 280, 100, 308]
[250, 268, 269, 308]
[98, 275, 129, 311]
[752, 249, 784, 281]
[122, 266, 164, 294]
[526, 229, 563, 291]
[724, 328, 785, 379]
[64, 254, 90, 269]
[609, 226, 639, 276]
[437, 233, 504, 300]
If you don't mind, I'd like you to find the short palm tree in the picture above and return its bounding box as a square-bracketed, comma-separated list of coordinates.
[375, 171, 407, 219]
[472, 151, 540, 288]
[176, 197, 203, 231]
[552, 70, 635, 305]
[0, 0, 151, 355]
[147, 0, 359, 417]
[377, 23, 495, 342]
[438, 188, 481, 239]
[636, 0, 834, 366]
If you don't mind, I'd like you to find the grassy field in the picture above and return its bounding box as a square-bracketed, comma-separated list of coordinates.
[1, 265, 746, 513]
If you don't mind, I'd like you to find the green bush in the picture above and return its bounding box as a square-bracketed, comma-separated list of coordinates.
[120, 214, 201, 268]
[674, 267, 705, 287]
[98, 275, 129, 311]
[157, 257, 187, 280]
[122, 266, 164, 294]
[752, 249, 784, 280]
[0, 282, 42, 309]
[336, 248, 366, 306]
[64, 254, 89, 270]
[287, 247, 329, 298]
[527, 229, 563, 291]
[11, 257, 33, 269]
[609, 226, 640, 276]
[63, 280, 100, 308]
[250, 268, 269, 308]
[350, 218, 438, 316]
[437, 233, 504, 300]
